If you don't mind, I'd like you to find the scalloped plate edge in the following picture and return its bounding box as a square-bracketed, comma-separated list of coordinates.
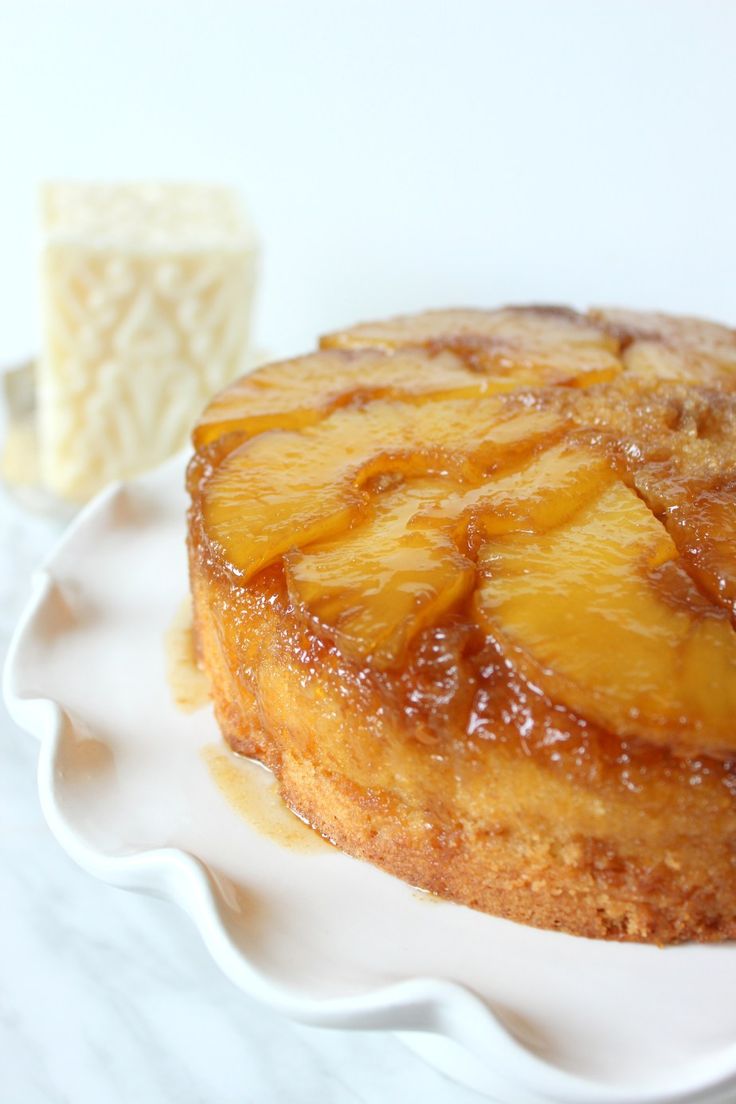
[4, 461, 736, 1104]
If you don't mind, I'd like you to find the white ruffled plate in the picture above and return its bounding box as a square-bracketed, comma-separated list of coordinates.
[5, 453, 736, 1104]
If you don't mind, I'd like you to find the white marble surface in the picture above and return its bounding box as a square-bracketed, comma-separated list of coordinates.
[0, 484, 485, 1104]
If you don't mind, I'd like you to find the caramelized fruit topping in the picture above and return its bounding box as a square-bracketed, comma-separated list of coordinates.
[201, 395, 563, 579]
[322, 305, 622, 386]
[475, 481, 736, 755]
[192, 305, 736, 757]
[192, 347, 523, 449]
[285, 480, 475, 668]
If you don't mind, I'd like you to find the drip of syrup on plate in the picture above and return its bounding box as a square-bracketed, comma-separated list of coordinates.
[202, 744, 328, 853]
[165, 597, 326, 852]
[165, 599, 211, 712]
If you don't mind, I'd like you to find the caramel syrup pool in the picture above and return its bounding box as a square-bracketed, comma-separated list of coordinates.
[166, 599, 326, 853]
[201, 745, 327, 853]
[165, 599, 212, 712]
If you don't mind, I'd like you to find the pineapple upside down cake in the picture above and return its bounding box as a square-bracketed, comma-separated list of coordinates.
[187, 305, 736, 943]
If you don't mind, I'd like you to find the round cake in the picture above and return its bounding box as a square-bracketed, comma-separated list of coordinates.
[187, 305, 736, 943]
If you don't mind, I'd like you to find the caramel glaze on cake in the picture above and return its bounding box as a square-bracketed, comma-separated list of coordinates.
[187, 305, 736, 943]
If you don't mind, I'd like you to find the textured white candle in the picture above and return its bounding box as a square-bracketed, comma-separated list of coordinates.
[37, 182, 258, 501]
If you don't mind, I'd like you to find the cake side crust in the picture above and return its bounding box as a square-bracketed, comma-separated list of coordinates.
[190, 559, 736, 945]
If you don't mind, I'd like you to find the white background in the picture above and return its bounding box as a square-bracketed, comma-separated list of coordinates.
[1, 2, 736, 1103]
[0, 0, 735, 366]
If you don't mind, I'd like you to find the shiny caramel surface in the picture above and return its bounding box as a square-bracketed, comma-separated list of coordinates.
[193, 561, 736, 822]
[189, 305, 736, 764]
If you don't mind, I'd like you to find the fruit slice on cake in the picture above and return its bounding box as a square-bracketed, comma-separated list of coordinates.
[322, 305, 622, 387]
[475, 480, 736, 755]
[200, 395, 563, 580]
[193, 346, 532, 449]
[666, 481, 736, 619]
[285, 480, 475, 669]
[284, 436, 622, 669]
[414, 440, 616, 547]
[590, 306, 736, 385]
